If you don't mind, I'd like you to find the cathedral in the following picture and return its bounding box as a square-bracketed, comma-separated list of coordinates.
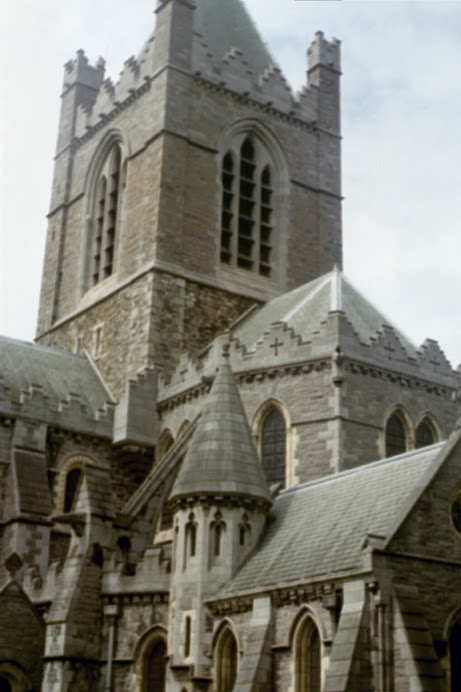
[2, 1, 461, 690]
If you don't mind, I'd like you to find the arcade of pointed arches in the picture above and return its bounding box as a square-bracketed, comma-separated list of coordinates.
[382, 406, 440, 458]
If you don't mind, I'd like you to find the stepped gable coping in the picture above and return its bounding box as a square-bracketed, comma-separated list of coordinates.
[0, 337, 115, 435]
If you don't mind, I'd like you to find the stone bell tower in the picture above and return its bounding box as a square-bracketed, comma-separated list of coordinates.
[36, 0, 342, 398]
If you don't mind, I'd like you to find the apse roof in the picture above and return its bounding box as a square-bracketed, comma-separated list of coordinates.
[194, 0, 275, 76]
[170, 349, 272, 505]
[220, 442, 445, 596]
[0, 336, 113, 414]
[231, 268, 418, 356]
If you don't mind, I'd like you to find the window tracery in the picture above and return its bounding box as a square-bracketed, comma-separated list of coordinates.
[220, 134, 275, 278]
[91, 144, 122, 286]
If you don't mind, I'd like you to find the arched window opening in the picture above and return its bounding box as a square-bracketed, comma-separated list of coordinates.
[63, 467, 82, 513]
[261, 408, 286, 487]
[238, 137, 256, 271]
[184, 513, 197, 569]
[221, 152, 234, 265]
[259, 165, 273, 277]
[156, 430, 174, 463]
[220, 132, 278, 279]
[214, 523, 222, 556]
[215, 627, 238, 692]
[184, 616, 191, 658]
[385, 413, 407, 457]
[238, 514, 251, 547]
[450, 619, 461, 691]
[91, 143, 122, 287]
[415, 418, 437, 448]
[0, 679, 11, 692]
[142, 637, 167, 692]
[295, 616, 321, 692]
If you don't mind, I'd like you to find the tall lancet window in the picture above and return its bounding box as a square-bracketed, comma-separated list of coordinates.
[261, 407, 286, 487]
[220, 131, 277, 278]
[91, 144, 122, 286]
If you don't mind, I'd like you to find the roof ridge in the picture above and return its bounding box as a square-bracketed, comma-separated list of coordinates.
[279, 441, 446, 496]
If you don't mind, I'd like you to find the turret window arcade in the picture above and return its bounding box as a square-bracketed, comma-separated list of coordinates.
[220, 134, 275, 278]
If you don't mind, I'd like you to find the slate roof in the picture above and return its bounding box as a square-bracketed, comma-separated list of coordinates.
[231, 268, 418, 356]
[195, 0, 275, 76]
[0, 336, 113, 414]
[170, 350, 272, 505]
[220, 443, 444, 595]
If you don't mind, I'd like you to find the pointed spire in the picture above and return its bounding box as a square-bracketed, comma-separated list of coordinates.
[169, 344, 272, 507]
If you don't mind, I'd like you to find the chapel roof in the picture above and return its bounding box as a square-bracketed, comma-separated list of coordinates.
[231, 267, 418, 356]
[194, 0, 276, 76]
[0, 336, 113, 414]
[169, 347, 272, 506]
[220, 441, 445, 595]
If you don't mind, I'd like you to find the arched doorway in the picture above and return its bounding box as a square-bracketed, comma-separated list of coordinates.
[294, 615, 321, 692]
[215, 626, 238, 692]
[142, 637, 167, 692]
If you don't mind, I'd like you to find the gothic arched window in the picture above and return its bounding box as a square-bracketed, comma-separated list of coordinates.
[215, 627, 238, 692]
[142, 637, 167, 692]
[63, 467, 82, 513]
[385, 412, 407, 457]
[220, 135, 275, 278]
[295, 616, 321, 692]
[91, 143, 122, 286]
[415, 418, 437, 448]
[261, 408, 286, 487]
[184, 513, 197, 569]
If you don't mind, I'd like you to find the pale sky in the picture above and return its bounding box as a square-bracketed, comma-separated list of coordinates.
[1, 1, 461, 366]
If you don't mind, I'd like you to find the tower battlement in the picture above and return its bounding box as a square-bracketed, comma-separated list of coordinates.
[63, 49, 105, 92]
[308, 30, 341, 72]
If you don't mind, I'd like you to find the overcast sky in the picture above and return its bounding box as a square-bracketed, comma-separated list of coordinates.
[1, 1, 461, 367]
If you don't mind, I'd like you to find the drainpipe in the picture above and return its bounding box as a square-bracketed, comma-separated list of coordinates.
[104, 603, 119, 692]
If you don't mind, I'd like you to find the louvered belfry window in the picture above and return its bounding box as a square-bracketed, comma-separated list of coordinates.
[92, 144, 121, 285]
[220, 135, 274, 277]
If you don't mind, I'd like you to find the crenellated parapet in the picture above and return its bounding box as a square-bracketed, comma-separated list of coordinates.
[307, 31, 341, 74]
[62, 49, 106, 94]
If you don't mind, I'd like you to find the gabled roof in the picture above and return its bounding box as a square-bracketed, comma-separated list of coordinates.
[0, 336, 113, 414]
[231, 268, 418, 357]
[220, 443, 444, 596]
[195, 0, 275, 76]
[169, 348, 272, 506]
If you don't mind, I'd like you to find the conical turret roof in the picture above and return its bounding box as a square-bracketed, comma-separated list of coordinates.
[169, 346, 272, 506]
